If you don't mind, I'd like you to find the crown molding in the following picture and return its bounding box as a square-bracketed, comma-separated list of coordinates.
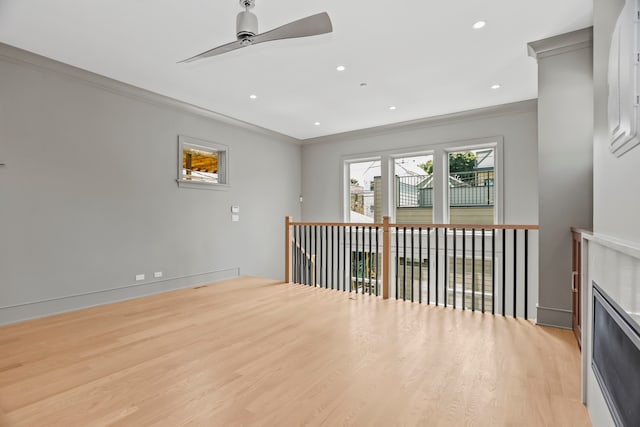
[527, 27, 593, 61]
[301, 99, 538, 145]
[0, 43, 300, 145]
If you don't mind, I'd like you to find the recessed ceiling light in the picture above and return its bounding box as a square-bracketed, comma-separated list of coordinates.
[314, 122, 321, 126]
[491, 84, 502, 90]
[472, 21, 486, 29]
[249, 94, 257, 99]
[389, 106, 397, 110]
[336, 65, 346, 71]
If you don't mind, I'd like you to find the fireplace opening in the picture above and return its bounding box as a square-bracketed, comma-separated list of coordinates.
[592, 283, 640, 427]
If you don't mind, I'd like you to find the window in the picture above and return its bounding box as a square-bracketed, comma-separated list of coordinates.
[347, 159, 380, 223]
[447, 148, 495, 225]
[394, 154, 434, 224]
[177, 135, 228, 189]
[343, 139, 501, 224]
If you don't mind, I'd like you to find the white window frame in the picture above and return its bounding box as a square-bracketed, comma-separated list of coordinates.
[177, 135, 229, 191]
[390, 150, 436, 223]
[442, 138, 503, 224]
[341, 155, 383, 222]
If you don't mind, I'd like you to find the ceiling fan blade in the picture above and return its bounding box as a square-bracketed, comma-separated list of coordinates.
[178, 39, 244, 63]
[252, 12, 332, 45]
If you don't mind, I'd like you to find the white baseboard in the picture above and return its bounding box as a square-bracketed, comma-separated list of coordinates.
[0, 268, 240, 326]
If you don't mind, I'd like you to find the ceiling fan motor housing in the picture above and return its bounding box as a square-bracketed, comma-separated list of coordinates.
[236, 10, 258, 40]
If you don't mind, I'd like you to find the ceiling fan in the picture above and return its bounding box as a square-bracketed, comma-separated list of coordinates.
[179, 0, 333, 63]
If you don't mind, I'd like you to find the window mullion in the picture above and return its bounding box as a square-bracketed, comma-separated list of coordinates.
[432, 148, 447, 224]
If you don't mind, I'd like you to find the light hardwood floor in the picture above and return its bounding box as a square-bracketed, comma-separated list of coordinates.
[0, 277, 590, 426]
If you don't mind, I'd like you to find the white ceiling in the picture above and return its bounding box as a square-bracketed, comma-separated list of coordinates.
[0, 0, 592, 140]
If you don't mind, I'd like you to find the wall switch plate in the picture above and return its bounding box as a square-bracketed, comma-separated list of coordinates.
[232, 214, 240, 222]
[135, 274, 145, 281]
[231, 205, 240, 213]
[154, 271, 163, 278]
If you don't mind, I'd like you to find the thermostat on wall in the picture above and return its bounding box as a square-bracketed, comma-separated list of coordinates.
[231, 205, 240, 213]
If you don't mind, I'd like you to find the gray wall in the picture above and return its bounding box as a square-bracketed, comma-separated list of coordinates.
[0, 44, 301, 324]
[300, 101, 539, 225]
[529, 30, 594, 328]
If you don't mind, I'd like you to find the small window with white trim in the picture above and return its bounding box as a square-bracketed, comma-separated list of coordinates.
[177, 135, 228, 189]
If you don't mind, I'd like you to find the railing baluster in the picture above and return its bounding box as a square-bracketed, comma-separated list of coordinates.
[472, 228, 476, 312]
[293, 225, 296, 284]
[307, 225, 313, 286]
[525, 229, 529, 320]
[338, 226, 342, 291]
[299, 225, 303, 285]
[324, 226, 328, 289]
[403, 227, 407, 301]
[361, 225, 367, 295]
[453, 227, 457, 309]
[419, 228, 422, 304]
[305, 225, 309, 286]
[502, 228, 506, 316]
[435, 227, 439, 306]
[462, 228, 466, 310]
[513, 229, 517, 318]
[376, 227, 380, 296]
[492, 229, 496, 315]
[369, 226, 373, 296]
[427, 227, 431, 304]
[356, 226, 360, 294]
[395, 227, 399, 299]
[349, 226, 353, 293]
[335, 226, 338, 290]
[304, 225, 308, 285]
[314, 226, 318, 287]
[297, 225, 301, 284]
[344, 226, 347, 292]
[482, 228, 486, 313]
[356, 226, 364, 294]
[332, 226, 336, 290]
[444, 226, 448, 308]
[411, 227, 415, 302]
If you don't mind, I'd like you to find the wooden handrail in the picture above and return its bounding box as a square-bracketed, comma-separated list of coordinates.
[289, 221, 538, 230]
[388, 223, 539, 230]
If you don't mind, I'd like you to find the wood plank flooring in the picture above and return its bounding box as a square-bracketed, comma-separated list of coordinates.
[0, 277, 590, 426]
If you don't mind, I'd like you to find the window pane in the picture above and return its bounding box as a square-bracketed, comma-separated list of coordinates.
[448, 149, 494, 224]
[349, 160, 380, 223]
[394, 154, 433, 224]
[182, 147, 220, 183]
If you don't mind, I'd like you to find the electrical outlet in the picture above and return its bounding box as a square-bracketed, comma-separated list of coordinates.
[135, 274, 145, 281]
[154, 271, 163, 278]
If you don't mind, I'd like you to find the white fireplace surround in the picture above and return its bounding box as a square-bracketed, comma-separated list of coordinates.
[582, 232, 640, 426]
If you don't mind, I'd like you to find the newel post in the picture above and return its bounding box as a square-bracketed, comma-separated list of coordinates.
[285, 216, 292, 283]
[382, 216, 390, 299]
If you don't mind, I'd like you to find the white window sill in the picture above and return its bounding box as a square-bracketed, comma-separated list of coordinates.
[176, 179, 230, 191]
